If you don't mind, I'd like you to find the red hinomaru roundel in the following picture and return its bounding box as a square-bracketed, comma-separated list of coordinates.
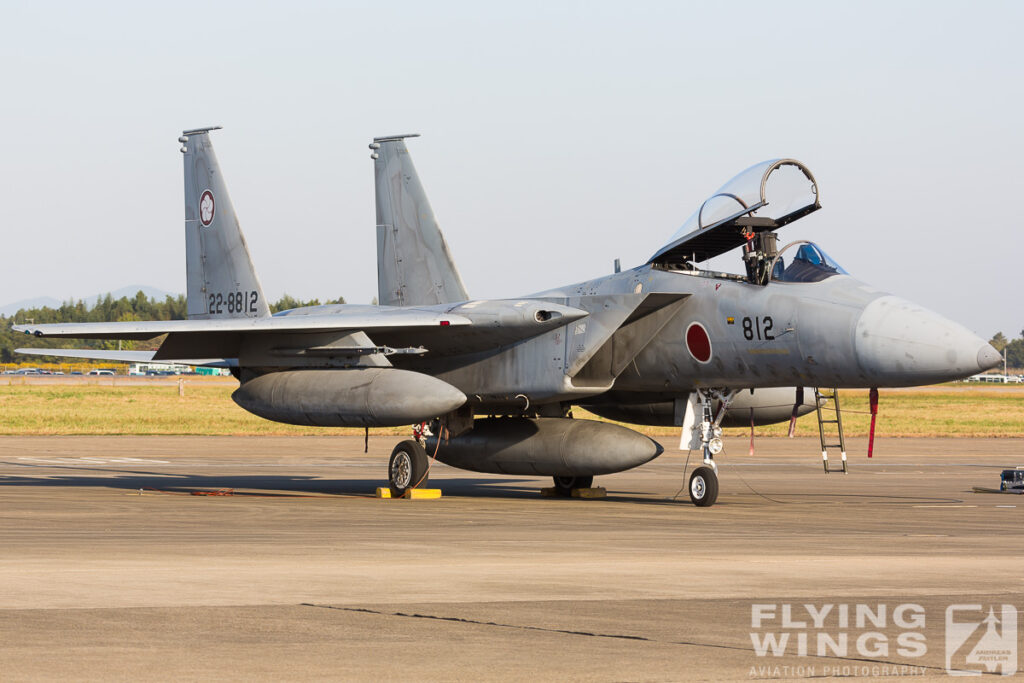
[685, 322, 712, 363]
[199, 190, 215, 227]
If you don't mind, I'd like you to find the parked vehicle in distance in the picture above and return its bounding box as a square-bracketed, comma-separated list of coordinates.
[86, 369, 116, 376]
[1000, 468, 1024, 492]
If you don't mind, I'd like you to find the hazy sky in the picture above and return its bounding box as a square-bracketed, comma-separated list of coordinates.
[1, 1, 1020, 337]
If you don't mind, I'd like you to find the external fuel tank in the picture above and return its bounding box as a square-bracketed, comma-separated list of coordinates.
[426, 417, 663, 476]
[232, 368, 466, 428]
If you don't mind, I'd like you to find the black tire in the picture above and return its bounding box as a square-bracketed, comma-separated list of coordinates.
[389, 440, 429, 498]
[552, 475, 594, 497]
[688, 466, 719, 507]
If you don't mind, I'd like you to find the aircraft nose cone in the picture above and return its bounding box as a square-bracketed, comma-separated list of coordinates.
[977, 344, 1001, 371]
[855, 296, 992, 385]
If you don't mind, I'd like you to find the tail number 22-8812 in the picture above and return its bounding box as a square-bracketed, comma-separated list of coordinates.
[208, 291, 259, 315]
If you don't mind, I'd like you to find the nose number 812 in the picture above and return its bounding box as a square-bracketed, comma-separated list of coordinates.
[742, 316, 774, 341]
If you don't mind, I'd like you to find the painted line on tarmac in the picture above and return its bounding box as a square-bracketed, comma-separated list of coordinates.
[912, 504, 977, 508]
[655, 462, 1006, 469]
[15, 457, 171, 464]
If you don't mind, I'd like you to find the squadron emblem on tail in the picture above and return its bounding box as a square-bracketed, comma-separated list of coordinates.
[199, 190, 215, 227]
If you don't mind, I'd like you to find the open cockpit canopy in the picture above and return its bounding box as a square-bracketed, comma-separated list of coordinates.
[649, 159, 819, 267]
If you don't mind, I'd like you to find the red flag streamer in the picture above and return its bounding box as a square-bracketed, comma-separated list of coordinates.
[749, 407, 755, 456]
[788, 386, 804, 438]
[867, 387, 879, 458]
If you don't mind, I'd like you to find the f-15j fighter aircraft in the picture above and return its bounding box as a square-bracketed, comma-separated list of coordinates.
[15, 128, 1000, 506]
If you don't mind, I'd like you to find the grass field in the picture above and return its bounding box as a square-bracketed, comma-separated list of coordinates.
[0, 381, 1021, 438]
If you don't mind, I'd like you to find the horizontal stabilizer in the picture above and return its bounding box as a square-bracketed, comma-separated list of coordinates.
[14, 347, 234, 367]
[13, 307, 471, 340]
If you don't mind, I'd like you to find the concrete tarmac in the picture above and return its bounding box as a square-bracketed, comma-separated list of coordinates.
[0, 435, 1022, 681]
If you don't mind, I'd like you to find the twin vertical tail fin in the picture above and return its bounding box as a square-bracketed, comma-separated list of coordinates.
[180, 130, 460, 318]
[373, 135, 469, 308]
[180, 127, 270, 319]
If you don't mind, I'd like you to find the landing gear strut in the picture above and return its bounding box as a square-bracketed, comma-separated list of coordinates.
[687, 388, 736, 507]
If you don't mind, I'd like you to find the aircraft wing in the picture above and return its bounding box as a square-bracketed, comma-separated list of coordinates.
[13, 300, 588, 361]
[12, 308, 471, 340]
[13, 348, 235, 367]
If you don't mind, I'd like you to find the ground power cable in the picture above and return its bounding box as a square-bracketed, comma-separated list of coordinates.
[670, 448, 694, 501]
[671, 446, 790, 504]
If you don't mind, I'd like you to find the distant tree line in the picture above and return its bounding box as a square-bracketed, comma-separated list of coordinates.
[269, 294, 346, 313]
[1, 291, 345, 363]
[988, 331, 1024, 370]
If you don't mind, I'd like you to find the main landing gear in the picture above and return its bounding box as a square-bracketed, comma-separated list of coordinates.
[686, 388, 736, 507]
[388, 439, 429, 498]
[551, 475, 594, 497]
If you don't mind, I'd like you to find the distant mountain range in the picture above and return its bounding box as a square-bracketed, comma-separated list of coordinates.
[0, 286, 180, 317]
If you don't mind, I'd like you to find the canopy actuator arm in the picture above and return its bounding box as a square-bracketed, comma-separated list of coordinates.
[742, 226, 780, 286]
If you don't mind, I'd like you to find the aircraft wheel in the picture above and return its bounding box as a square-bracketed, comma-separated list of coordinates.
[688, 466, 719, 507]
[552, 475, 593, 497]
[389, 440, 429, 498]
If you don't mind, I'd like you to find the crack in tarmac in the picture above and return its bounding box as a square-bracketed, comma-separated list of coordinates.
[301, 603, 953, 674]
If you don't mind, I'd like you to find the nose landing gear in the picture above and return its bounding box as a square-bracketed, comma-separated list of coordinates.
[683, 388, 736, 507]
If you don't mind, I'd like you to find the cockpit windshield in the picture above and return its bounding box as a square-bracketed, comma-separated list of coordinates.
[771, 241, 847, 283]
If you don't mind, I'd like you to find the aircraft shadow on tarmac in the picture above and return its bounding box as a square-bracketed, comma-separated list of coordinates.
[0, 461, 568, 500]
[0, 462, 968, 505]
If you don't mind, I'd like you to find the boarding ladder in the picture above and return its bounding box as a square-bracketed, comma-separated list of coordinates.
[815, 388, 847, 473]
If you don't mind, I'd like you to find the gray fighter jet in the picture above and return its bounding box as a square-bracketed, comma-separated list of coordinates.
[15, 128, 1000, 506]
